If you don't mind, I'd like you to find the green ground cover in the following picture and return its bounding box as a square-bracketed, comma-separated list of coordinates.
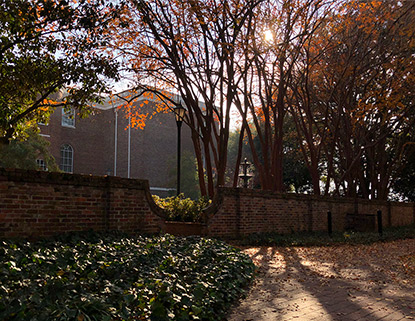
[0, 232, 255, 321]
[237, 224, 415, 247]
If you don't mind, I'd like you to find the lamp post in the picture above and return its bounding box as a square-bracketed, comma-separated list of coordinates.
[239, 158, 253, 188]
[174, 105, 186, 196]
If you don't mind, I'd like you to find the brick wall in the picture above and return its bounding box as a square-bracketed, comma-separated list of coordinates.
[206, 188, 415, 238]
[0, 168, 165, 239]
[1, 168, 414, 239]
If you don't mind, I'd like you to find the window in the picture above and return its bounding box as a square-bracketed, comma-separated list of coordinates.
[36, 159, 47, 171]
[60, 144, 73, 173]
[62, 108, 75, 127]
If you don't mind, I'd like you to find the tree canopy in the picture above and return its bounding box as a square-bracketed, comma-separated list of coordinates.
[0, 0, 123, 144]
[289, 0, 415, 199]
[0, 129, 58, 171]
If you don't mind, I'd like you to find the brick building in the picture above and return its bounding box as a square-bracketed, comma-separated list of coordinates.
[38, 94, 193, 195]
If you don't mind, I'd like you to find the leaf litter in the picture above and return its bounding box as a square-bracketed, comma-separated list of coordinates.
[228, 239, 415, 320]
[241, 239, 415, 285]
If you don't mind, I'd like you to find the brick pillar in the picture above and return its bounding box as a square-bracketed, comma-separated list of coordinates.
[236, 189, 241, 238]
[307, 198, 313, 232]
[387, 201, 392, 227]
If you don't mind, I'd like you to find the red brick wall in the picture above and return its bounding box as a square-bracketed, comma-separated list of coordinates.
[1, 169, 414, 239]
[206, 188, 415, 238]
[0, 168, 165, 239]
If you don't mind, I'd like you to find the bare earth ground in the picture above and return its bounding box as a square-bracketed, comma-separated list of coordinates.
[227, 239, 415, 321]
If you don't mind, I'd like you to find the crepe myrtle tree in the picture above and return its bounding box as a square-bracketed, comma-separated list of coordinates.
[114, 0, 263, 197]
[0, 0, 124, 144]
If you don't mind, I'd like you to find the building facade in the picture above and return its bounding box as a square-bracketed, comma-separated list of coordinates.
[39, 96, 193, 195]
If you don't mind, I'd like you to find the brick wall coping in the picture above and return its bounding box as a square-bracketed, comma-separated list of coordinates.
[0, 168, 146, 188]
[219, 186, 414, 205]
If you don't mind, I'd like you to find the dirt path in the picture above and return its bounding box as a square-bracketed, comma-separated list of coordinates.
[227, 239, 415, 321]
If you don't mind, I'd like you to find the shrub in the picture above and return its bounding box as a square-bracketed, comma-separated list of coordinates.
[153, 194, 211, 222]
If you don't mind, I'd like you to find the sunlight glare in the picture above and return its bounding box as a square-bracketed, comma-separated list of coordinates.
[264, 29, 273, 42]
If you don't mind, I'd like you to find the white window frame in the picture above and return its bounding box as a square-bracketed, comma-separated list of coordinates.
[36, 159, 47, 171]
[62, 108, 75, 128]
[60, 144, 73, 173]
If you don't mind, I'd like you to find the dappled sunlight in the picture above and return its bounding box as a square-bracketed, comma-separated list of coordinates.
[229, 239, 415, 320]
[243, 247, 287, 274]
[282, 240, 415, 287]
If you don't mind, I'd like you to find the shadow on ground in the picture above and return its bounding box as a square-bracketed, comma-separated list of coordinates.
[227, 239, 415, 321]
